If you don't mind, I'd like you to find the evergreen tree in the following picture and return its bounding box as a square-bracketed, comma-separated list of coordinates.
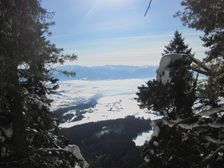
[137, 31, 195, 120]
[176, 0, 224, 62]
[162, 30, 193, 56]
[0, 1, 86, 168]
[137, 1, 224, 167]
[177, 0, 224, 107]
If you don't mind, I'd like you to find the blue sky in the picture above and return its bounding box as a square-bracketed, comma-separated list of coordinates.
[42, 0, 206, 66]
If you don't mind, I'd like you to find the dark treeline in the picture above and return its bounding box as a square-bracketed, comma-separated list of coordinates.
[61, 117, 151, 168]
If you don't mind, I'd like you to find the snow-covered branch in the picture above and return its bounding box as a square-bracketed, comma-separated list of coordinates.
[26, 128, 60, 148]
[37, 145, 89, 168]
[202, 146, 224, 166]
[151, 120, 160, 138]
[190, 64, 210, 75]
[187, 54, 212, 75]
[197, 106, 224, 116]
[203, 136, 224, 145]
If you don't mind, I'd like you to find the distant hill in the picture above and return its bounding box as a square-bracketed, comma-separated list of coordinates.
[51, 65, 157, 81]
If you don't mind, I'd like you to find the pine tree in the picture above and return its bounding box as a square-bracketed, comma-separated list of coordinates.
[136, 32, 198, 167]
[177, 1, 224, 165]
[177, 0, 224, 62]
[137, 31, 195, 119]
[162, 30, 193, 56]
[0, 1, 86, 168]
[137, 1, 224, 167]
[177, 0, 224, 107]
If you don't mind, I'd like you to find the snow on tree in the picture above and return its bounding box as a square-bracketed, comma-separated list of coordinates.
[137, 1, 224, 167]
[137, 31, 195, 120]
[177, 0, 224, 107]
[0, 1, 87, 168]
[156, 53, 189, 84]
[138, 53, 224, 167]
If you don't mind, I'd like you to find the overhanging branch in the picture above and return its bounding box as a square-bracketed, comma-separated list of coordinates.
[187, 54, 212, 75]
[190, 65, 210, 76]
[144, 0, 152, 16]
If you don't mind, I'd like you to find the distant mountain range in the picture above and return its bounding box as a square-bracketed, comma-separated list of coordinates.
[51, 65, 157, 81]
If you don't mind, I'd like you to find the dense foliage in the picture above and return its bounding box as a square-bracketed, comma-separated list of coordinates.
[137, 31, 195, 119]
[137, 1, 224, 167]
[177, 0, 224, 106]
[162, 30, 193, 57]
[0, 1, 84, 168]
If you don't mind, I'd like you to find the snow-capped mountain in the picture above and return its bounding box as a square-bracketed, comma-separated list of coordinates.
[51, 65, 157, 81]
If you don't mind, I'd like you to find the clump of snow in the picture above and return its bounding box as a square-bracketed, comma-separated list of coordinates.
[64, 145, 89, 168]
[197, 106, 224, 116]
[151, 121, 160, 138]
[144, 155, 150, 163]
[1, 127, 13, 139]
[133, 130, 153, 146]
[74, 164, 81, 168]
[156, 54, 185, 84]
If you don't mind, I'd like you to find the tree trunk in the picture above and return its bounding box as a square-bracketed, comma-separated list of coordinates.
[7, 65, 29, 167]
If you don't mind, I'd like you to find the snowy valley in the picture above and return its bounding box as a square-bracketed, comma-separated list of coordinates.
[50, 65, 160, 167]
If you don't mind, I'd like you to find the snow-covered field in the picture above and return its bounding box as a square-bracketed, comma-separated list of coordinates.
[51, 79, 150, 112]
[51, 79, 160, 126]
[50, 78, 161, 146]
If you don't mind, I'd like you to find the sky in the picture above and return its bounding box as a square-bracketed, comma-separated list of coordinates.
[42, 0, 206, 66]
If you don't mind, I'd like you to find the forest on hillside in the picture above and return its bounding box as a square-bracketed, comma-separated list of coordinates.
[61, 117, 151, 168]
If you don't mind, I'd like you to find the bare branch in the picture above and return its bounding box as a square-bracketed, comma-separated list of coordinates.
[190, 65, 210, 76]
[187, 54, 212, 75]
[144, 0, 152, 16]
